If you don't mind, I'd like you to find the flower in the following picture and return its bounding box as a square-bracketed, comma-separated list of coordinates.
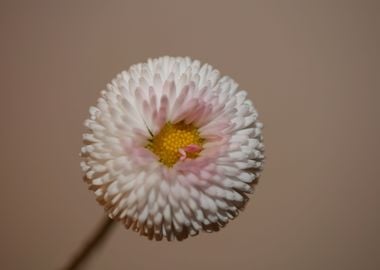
[81, 56, 264, 240]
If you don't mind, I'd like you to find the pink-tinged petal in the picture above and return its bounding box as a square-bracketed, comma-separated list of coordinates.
[170, 85, 190, 119]
[208, 133, 225, 140]
[149, 86, 157, 111]
[178, 144, 202, 162]
[184, 101, 207, 124]
[184, 144, 202, 153]
[179, 148, 187, 161]
[172, 98, 199, 123]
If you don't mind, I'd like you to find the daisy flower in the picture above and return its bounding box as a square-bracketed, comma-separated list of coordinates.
[81, 56, 264, 240]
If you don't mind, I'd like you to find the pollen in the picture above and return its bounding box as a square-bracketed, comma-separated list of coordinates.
[146, 122, 204, 167]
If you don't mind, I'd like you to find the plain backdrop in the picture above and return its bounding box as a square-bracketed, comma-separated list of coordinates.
[0, 0, 379, 269]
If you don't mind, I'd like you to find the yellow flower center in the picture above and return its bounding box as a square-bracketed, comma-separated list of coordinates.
[146, 122, 204, 167]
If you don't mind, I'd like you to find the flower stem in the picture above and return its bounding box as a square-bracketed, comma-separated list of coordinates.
[63, 216, 115, 270]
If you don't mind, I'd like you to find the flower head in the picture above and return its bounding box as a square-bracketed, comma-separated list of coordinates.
[81, 56, 264, 240]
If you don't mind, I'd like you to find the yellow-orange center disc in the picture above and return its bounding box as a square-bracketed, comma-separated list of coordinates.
[146, 122, 203, 167]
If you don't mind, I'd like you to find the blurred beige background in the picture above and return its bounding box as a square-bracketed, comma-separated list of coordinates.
[0, 0, 379, 269]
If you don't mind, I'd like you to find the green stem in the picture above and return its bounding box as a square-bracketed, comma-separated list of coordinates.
[63, 216, 115, 270]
